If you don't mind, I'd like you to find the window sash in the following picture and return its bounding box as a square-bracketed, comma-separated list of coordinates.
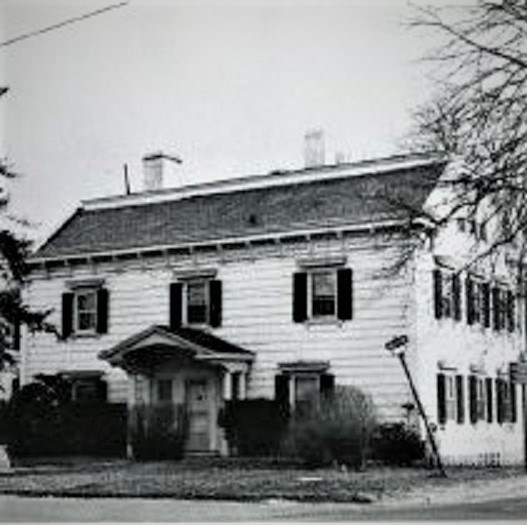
[74, 290, 97, 333]
[186, 280, 209, 325]
[310, 270, 337, 318]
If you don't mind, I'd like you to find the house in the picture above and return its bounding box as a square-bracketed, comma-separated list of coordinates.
[22, 152, 525, 464]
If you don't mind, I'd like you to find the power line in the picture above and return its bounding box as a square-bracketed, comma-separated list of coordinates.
[0, 1, 129, 49]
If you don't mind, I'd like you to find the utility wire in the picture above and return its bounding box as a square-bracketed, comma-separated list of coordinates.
[0, 1, 129, 49]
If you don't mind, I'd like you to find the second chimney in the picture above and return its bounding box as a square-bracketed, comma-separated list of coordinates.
[142, 151, 182, 191]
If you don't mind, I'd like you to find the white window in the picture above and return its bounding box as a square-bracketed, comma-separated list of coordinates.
[445, 375, 456, 421]
[75, 289, 97, 334]
[311, 270, 337, 318]
[186, 280, 209, 325]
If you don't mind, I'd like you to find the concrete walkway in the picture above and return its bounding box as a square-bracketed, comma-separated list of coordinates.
[379, 471, 527, 508]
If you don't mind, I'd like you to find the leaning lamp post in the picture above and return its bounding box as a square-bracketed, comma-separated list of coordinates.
[385, 335, 447, 478]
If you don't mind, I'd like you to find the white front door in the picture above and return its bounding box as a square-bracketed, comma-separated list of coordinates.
[185, 379, 211, 452]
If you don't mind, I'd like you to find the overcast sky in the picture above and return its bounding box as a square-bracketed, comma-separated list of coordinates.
[2, 0, 447, 243]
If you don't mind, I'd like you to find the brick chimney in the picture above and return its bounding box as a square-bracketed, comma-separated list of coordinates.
[142, 151, 182, 191]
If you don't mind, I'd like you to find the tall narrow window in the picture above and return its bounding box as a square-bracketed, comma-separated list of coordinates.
[187, 281, 208, 325]
[76, 290, 97, 332]
[311, 271, 336, 317]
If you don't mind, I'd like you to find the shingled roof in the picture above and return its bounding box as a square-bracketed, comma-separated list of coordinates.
[35, 154, 446, 260]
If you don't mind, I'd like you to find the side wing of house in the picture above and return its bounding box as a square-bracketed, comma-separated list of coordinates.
[413, 169, 525, 466]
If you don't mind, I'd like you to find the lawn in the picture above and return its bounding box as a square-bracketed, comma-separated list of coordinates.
[0, 457, 524, 503]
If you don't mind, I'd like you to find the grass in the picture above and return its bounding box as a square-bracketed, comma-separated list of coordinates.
[0, 457, 525, 503]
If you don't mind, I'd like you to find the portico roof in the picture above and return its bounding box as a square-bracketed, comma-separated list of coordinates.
[98, 325, 254, 370]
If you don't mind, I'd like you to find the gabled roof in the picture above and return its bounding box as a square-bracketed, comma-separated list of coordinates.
[35, 154, 446, 260]
[99, 324, 254, 368]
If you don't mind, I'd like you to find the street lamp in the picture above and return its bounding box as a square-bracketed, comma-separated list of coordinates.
[385, 335, 447, 478]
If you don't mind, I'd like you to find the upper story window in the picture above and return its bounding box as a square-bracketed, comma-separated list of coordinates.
[75, 289, 97, 333]
[311, 270, 336, 317]
[433, 268, 461, 321]
[293, 267, 353, 323]
[492, 286, 515, 332]
[187, 280, 208, 325]
[169, 277, 222, 329]
[466, 276, 490, 327]
[61, 283, 109, 338]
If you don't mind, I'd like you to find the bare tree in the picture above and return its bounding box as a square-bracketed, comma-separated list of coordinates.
[409, 1, 527, 259]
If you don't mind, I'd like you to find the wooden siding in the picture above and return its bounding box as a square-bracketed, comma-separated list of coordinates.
[23, 233, 415, 419]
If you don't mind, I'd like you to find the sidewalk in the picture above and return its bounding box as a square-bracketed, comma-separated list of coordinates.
[379, 470, 527, 508]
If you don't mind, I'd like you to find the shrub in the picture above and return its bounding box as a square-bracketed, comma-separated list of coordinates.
[7, 382, 127, 457]
[219, 399, 289, 457]
[284, 385, 376, 469]
[371, 422, 425, 466]
[130, 403, 188, 460]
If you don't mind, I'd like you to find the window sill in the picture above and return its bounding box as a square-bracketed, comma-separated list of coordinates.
[70, 332, 101, 340]
[304, 318, 343, 328]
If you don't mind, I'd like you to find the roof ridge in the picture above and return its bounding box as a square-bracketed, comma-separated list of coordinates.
[82, 152, 445, 212]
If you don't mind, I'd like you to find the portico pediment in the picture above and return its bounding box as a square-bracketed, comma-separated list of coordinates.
[99, 324, 254, 371]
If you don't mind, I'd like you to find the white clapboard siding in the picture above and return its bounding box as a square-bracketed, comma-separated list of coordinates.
[24, 234, 415, 419]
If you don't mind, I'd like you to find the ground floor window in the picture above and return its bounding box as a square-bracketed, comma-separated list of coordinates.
[275, 362, 334, 413]
[497, 378, 517, 423]
[437, 373, 464, 424]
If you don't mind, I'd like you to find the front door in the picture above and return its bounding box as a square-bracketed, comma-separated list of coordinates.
[185, 379, 211, 452]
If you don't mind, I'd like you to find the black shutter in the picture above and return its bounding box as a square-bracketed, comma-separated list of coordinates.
[486, 377, 493, 423]
[456, 375, 464, 424]
[293, 272, 308, 323]
[469, 375, 478, 424]
[96, 379, 108, 401]
[337, 268, 353, 321]
[275, 374, 290, 417]
[433, 269, 443, 319]
[453, 274, 462, 321]
[96, 288, 109, 334]
[492, 287, 501, 331]
[320, 373, 335, 398]
[12, 315, 20, 350]
[496, 378, 504, 424]
[169, 282, 183, 329]
[506, 290, 515, 332]
[482, 282, 491, 328]
[437, 373, 446, 425]
[510, 381, 517, 423]
[61, 292, 74, 339]
[466, 277, 475, 325]
[209, 279, 222, 328]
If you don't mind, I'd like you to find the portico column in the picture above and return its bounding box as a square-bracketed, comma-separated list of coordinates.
[239, 372, 247, 399]
[222, 370, 232, 400]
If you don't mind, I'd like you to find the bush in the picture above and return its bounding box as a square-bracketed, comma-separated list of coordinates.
[130, 403, 188, 460]
[219, 399, 289, 457]
[284, 385, 376, 469]
[7, 382, 127, 457]
[371, 422, 425, 466]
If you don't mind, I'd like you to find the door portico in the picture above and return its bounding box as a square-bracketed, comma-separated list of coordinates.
[99, 324, 254, 457]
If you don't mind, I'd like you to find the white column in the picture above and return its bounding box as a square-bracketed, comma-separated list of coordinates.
[222, 370, 232, 401]
[239, 372, 247, 399]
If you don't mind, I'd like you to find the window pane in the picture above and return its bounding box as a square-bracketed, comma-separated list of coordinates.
[187, 282, 208, 324]
[77, 292, 96, 311]
[78, 312, 96, 330]
[312, 272, 336, 317]
[295, 376, 318, 402]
